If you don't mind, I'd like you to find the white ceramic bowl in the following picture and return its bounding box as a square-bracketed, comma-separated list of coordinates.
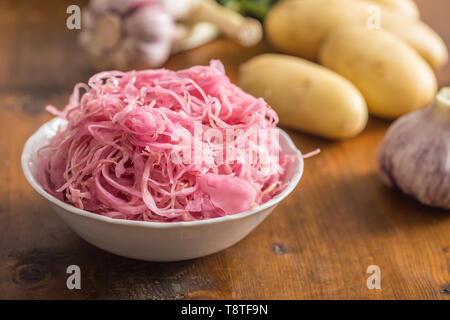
[22, 118, 303, 262]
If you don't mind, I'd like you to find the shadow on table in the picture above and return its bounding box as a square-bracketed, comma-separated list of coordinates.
[339, 170, 449, 235]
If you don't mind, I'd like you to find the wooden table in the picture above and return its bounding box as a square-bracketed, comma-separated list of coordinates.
[1, 0, 449, 300]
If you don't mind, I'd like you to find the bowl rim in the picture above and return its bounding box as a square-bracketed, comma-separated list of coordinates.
[21, 117, 304, 229]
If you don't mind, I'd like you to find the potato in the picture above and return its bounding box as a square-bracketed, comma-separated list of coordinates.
[379, 9, 447, 70]
[355, 0, 419, 19]
[319, 27, 437, 119]
[265, 0, 448, 70]
[239, 54, 368, 139]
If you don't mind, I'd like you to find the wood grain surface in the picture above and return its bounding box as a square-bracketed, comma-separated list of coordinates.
[0, 0, 449, 299]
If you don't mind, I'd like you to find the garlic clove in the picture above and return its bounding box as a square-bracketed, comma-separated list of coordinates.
[378, 87, 450, 210]
[107, 38, 136, 71]
[92, 13, 122, 52]
[80, 0, 177, 70]
[124, 6, 175, 41]
[135, 40, 173, 69]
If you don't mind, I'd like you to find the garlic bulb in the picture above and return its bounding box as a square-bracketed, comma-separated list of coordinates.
[79, 0, 262, 71]
[378, 87, 450, 210]
[80, 0, 175, 70]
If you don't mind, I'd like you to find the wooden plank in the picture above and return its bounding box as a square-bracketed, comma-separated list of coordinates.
[0, 0, 448, 299]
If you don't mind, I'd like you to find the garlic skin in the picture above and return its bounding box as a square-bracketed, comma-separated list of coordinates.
[80, 0, 260, 70]
[162, 0, 198, 19]
[378, 87, 450, 210]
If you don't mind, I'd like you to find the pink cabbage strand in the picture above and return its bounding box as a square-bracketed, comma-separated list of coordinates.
[38, 60, 289, 222]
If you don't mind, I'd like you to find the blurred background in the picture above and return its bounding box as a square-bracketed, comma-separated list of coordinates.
[0, 0, 449, 300]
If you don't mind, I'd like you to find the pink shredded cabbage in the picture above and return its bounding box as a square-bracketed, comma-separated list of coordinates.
[38, 60, 290, 222]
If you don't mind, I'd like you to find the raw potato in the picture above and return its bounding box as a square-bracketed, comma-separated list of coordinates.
[239, 54, 368, 139]
[265, 0, 448, 70]
[355, 0, 419, 19]
[319, 28, 437, 119]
